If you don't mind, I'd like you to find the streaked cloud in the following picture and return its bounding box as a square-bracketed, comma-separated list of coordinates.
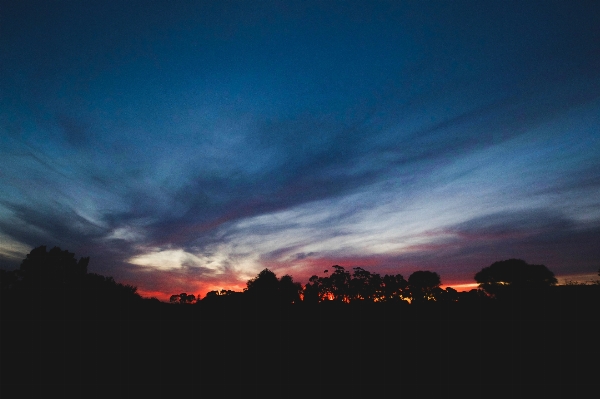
[1, 1, 599, 299]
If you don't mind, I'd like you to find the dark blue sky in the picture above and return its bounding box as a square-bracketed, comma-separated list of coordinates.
[1, 1, 599, 298]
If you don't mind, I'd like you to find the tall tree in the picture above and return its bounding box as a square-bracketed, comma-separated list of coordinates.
[350, 267, 383, 301]
[326, 265, 351, 302]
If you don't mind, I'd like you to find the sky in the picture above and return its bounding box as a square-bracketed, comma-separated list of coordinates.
[1, 0, 599, 300]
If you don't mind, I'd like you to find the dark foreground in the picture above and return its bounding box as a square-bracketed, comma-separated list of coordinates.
[2, 286, 599, 397]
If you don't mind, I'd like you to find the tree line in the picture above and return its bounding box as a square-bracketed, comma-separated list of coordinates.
[2, 245, 598, 307]
[189, 259, 585, 305]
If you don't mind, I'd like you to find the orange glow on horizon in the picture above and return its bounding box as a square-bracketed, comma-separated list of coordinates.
[135, 267, 598, 302]
[137, 283, 246, 302]
[442, 283, 479, 292]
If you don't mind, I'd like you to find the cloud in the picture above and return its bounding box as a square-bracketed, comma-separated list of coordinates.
[400, 209, 600, 279]
[0, 202, 106, 250]
[1, 1, 600, 298]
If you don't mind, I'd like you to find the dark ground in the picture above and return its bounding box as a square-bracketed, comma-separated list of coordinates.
[1, 286, 599, 397]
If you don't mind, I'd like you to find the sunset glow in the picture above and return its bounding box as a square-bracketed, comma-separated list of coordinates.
[1, 1, 599, 299]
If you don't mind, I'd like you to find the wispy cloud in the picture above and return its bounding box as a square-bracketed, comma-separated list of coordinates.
[1, 1, 599, 298]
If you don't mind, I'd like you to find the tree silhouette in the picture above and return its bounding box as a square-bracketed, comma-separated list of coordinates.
[170, 293, 196, 304]
[279, 274, 302, 304]
[245, 269, 302, 304]
[474, 258, 557, 298]
[303, 275, 324, 304]
[1, 246, 139, 305]
[205, 289, 237, 297]
[439, 286, 459, 302]
[84, 272, 138, 298]
[349, 267, 383, 301]
[245, 268, 279, 298]
[325, 265, 351, 302]
[408, 271, 441, 303]
[18, 245, 89, 289]
[382, 274, 408, 302]
[303, 268, 411, 303]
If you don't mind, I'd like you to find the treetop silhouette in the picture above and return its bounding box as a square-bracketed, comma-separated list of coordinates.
[244, 268, 302, 304]
[475, 258, 557, 297]
[408, 270, 442, 303]
[170, 293, 196, 304]
[1, 245, 139, 301]
[304, 265, 414, 303]
[245, 268, 280, 294]
[18, 245, 89, 288]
